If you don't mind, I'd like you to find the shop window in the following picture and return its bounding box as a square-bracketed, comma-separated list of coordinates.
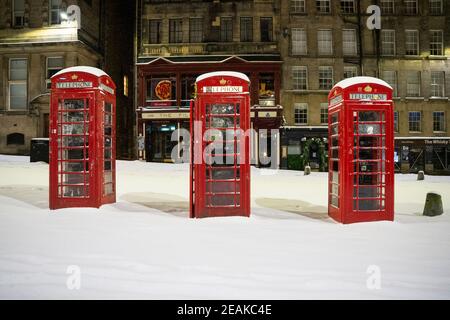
[181, 75, 198, 107]
[146, 76, 177, 106]
[7, 133, 25, 145]
[259, 73, 275, 107]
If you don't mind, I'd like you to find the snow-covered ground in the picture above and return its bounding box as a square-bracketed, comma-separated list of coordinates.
[0, 154, 449, 299]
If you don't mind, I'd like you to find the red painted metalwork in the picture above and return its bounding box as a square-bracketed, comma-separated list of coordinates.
[190, 72, 251, 218]
[49, 67, 116, 210]
[328, 77, 394, 224]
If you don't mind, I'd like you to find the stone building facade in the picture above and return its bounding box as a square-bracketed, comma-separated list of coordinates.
[0, 0, 104, 155]
[280, 0, 450, 174]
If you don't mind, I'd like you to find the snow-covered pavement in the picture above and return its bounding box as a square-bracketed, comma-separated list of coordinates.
[0, 155, 449, 299]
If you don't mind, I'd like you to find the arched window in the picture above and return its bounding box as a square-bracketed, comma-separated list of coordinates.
[6, 133, 25, 145]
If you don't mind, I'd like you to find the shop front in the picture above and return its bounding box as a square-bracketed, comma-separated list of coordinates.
[395, 137, 450, 175]
[136, 55, 283, 166]
[280, 126, 329, 171]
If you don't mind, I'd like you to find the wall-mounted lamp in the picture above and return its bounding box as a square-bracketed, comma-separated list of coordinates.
[282, 28, 289, 38]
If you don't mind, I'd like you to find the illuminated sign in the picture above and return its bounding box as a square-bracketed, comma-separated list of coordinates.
[203, 86, 243, 93]
[56, 81, 93, 89]
[349, 93, 387, 100]
[155, 80, 172, 100]
[142, 112, 190, 120]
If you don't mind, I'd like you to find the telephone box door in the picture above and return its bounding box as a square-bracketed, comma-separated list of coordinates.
[346, 104, 394, 222]
[195, 95, 250, 218]
[50, 93, 94, 208]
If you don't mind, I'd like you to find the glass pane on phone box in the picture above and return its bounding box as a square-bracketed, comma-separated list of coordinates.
[62, 124, 85, 135]
[104, 161, 111, 171]
[104, 149, 111, 159]
[358, 173, 378, 185]
[61, 136, 85, 147]
[210, 104, 235, 114]
[209, 168, 239, 180]
[61, 174, 84, 185]
[105, 137, 112, 147]
[104, 127, 112, 136]
[359, 124, 380, 135]
[358, 199, 380, 211]
[63, 186, 86, 197]
[359, 136, 379, 148]
[62, 162, 84, 172]
[208, 195, 237, 206]
[61, 149, 84, 160]
[209, 117, 235, 128]
[104, 171, 113, 184]
[64, 100, 84, 110]
[104, 183, 113, 195]
[105, 103, 112, 113]
[104, 114, 112, 125]
[62, 111, 85, 122]
[331, 195, 339, 207]
[358, 111, 380, 122]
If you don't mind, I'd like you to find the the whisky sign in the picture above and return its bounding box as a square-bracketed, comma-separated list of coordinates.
[349, 93, 387, 100]
[202, 86, 243, 93]
[56, 81, 93, 89]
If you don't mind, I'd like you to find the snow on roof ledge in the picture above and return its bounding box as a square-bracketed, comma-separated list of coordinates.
[196, 71, 250, 83]
[333, 76, 393, 90]
[52, 66, 109, 79]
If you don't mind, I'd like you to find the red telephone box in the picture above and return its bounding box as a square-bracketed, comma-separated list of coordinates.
[49, 66, 116, 209]
[190, 71, 251, 218]
[327, 76, 394, 224]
